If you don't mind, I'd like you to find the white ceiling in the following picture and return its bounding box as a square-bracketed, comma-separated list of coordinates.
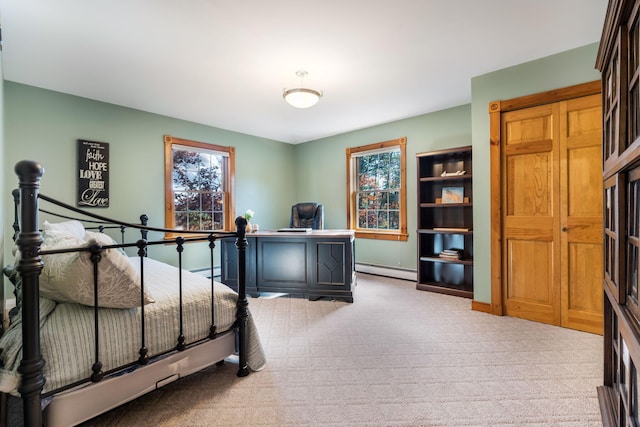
[0, 0, 608, 144]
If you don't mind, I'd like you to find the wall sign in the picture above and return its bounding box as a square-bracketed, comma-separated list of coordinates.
[77, 139, 109, 207]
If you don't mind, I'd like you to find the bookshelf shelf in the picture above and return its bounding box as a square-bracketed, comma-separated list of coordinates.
[419, 202, 473, 208]
[419, 256, 474, 265]
[419, 174, 473, 182]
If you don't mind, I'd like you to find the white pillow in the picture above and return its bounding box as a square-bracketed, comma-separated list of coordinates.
[39, 230, 155, 308]
[43, 220, 86, 240]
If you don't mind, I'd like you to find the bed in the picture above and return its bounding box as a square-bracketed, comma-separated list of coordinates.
[0, 160, 266, 426]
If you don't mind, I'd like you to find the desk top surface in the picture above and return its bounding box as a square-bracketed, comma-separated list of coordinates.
[247, 229, 354, 238]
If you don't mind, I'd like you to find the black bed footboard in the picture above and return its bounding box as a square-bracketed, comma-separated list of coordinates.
[234, 215, 250, 378]
[11, 160, 250, 427]
[14, 161, 46, 427]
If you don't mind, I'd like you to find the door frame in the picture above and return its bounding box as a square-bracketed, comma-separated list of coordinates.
[487, 80, 601, 316]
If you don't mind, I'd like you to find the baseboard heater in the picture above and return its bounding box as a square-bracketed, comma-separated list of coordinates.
[355, 263, 416, 281]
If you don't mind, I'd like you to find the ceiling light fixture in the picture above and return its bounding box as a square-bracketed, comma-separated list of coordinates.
[283, 70, 323, 109]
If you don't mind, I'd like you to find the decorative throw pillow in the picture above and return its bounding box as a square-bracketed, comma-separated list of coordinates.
[43, 220, 86, 240]
[39, 230, 154, 308]
[84, 230, 128, 256]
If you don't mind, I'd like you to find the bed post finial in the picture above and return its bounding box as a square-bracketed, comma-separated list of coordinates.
[234, 216, 250, 377]
[14, 160, 46, 427]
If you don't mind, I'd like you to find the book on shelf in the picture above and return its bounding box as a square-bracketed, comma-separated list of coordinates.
[438, 248, 464, 260]
[432, 227, 470, 232]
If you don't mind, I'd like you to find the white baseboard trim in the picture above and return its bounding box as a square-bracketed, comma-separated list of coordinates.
[191, 266, 221, 278]
[355, 263, 417, 281]
[194, 264, 416, 283]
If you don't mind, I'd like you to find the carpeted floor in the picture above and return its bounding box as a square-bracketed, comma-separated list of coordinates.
[81, 273, 603, 426]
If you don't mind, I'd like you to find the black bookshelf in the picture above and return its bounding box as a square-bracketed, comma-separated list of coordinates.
[416, 146, 473, 298]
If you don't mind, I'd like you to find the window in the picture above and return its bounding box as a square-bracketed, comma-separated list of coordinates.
[164, 135, 235, 234]
[346, 137, 407, 241]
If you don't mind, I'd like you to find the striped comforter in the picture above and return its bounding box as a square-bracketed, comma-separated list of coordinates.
[0, 257, 266, 396]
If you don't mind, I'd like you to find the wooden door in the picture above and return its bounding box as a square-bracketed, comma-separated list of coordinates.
[502, 103, 561, 326]
[559, 95, 603, 334]
[500, 94, 603, 334]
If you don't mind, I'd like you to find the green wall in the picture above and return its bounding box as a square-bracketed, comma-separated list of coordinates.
[1, 42, 603, 305]
[293, 105, 472, 270]
[3, 83, 296, 268]
[293, 42, 602, 303]
[469, 42, 602, 303]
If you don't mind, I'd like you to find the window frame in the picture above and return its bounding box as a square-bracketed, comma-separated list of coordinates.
[346, 137, 408, 241]
[164, 135, 235, 236]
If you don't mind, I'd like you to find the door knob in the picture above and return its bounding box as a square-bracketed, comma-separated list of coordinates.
[562, 227, 568, 232]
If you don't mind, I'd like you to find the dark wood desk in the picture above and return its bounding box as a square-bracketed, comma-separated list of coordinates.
[220, 230, 356, 302]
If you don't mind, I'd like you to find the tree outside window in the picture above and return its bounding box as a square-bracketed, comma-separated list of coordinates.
[164, 135, 235, 234]
[347, 137, 407, 241]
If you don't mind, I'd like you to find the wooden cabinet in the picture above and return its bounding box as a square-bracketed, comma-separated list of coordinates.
[597, 1, 640, 425]
[416, 146, 473, 298]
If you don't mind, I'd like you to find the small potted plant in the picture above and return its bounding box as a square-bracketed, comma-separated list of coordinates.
[244, 209, 255, 232]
